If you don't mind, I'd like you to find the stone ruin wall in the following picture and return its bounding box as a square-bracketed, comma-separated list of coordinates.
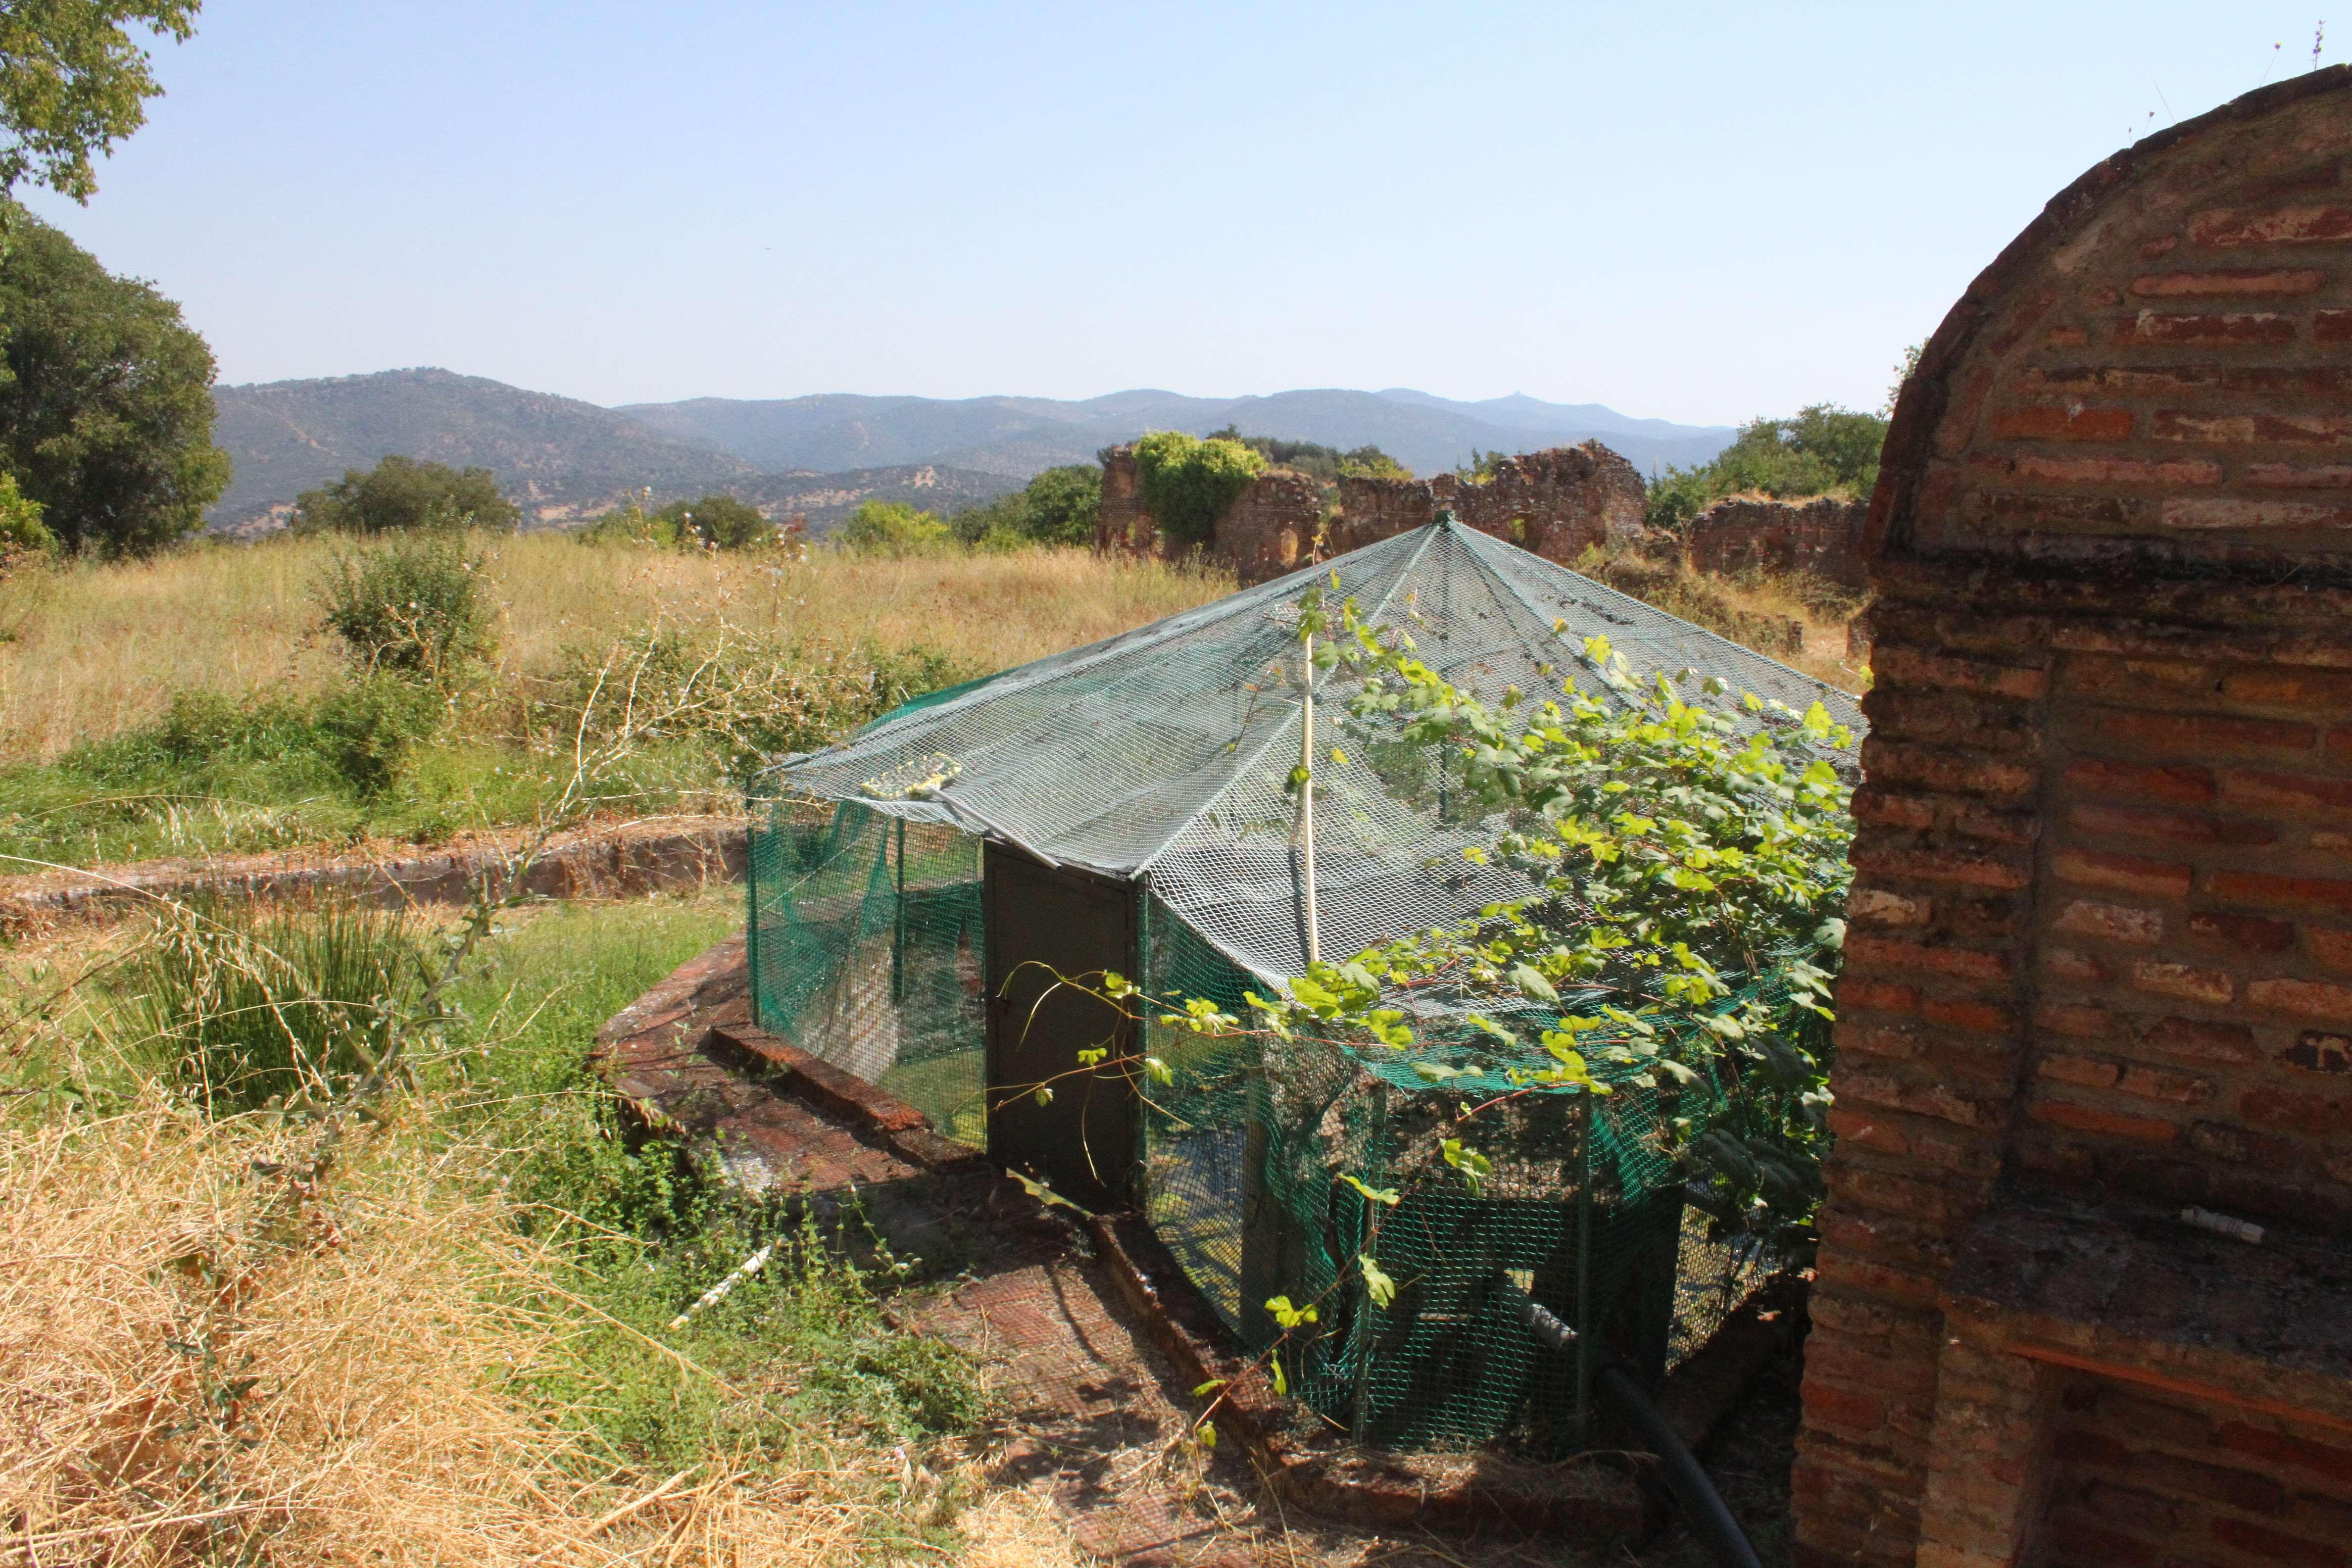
[1098, 440, 1650, 583]
[1684, 494, 1871, 591]
[1797, 69, 2352, 1568]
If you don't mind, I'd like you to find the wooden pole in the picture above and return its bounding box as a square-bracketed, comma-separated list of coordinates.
[1300, 630, 1321, 967]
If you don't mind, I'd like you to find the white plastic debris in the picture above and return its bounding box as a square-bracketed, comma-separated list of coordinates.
[2181, 1206, 2265, 1245]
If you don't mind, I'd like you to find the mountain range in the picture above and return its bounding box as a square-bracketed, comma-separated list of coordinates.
[206, 369, 1736, 533]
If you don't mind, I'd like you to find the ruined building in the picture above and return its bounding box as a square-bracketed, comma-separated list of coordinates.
[1797, 68, 2352, 1568]
[1097, 440, 1648, 582]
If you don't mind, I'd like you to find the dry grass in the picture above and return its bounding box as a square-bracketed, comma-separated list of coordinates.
[0, 535, 1229, 763]
[0, 1092, 969, 1566]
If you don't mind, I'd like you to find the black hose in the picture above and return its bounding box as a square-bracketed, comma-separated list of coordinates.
[1510, 1284, 1764, 1568]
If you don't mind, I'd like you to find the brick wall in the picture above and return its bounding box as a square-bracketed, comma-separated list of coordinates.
[1685, 495, 1870, 589]
[1797, 69, 2352, 1567]
[1096, 440, 1647, 582]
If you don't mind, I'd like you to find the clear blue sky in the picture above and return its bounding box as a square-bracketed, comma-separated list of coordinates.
[18, 1, 2340, 425]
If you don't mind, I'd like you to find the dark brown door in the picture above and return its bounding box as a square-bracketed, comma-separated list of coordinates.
[983, 844, 1140, 1210]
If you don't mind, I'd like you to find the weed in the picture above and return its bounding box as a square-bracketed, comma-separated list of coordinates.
[314, 532, 495, 683]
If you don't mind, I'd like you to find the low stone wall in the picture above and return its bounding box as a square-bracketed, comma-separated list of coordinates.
[1098, 441, 1649, 584]
[1684, 495, 1868, 590]
[0, 815, 747, 931]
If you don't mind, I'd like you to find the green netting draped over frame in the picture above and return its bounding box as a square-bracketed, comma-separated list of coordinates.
[743, 519, 1852, 1453]
[748, 797, 986, 1144]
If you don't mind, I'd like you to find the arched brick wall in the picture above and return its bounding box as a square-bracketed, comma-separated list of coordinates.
[1798, 70, 2352, 1568]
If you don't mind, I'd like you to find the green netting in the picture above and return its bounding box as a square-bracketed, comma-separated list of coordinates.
[749, 798, 986, 1143]
[742, 521, 1832, 1455]
[1137, 891, 1776, 1453]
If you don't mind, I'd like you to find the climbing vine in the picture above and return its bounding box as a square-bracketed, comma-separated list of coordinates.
[1131, 430, 1265, 547]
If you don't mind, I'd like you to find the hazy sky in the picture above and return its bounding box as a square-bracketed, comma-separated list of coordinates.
[18, 2, 2341, 425]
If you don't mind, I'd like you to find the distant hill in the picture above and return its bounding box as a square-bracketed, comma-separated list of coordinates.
[206, 370, 1733, 535]
[617, 388, 1737, 481]
[206, 369, 1020, 532]
[209, 368, 760, 529]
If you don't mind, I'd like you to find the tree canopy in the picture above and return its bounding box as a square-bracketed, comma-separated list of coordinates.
[293, 455, 520, 537]
[654, 492, 770, 550]
[0, 1, 200, 203]
[1646, 403, 1888, 530]
[0, 203, 226, 554]
[950, 464, 1102, 548]
[838, 498, 947, 553]
[1205, 426, 1409, 483]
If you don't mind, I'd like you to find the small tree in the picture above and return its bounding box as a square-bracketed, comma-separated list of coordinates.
[654, 493, 769, 550]
[1645, 403, 1889, 530]
[293, 455, 519, 536]
[0, 470, 52, 555]
[313, 532, 494, 685]
[838, 499, 948, 554]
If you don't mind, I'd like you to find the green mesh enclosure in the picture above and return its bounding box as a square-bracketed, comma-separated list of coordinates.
[748, 797, 986, 1143]
[744, 519, 1846, 1453]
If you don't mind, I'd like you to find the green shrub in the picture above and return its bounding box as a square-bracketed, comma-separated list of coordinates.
[311, 674, 442, 796]
[127, 896, 424, 1113]
[1131, 430, 1264, 546]
[838, 499, 949, 554]
[293, 454, 519, 535]
[948, 465, 1101, 548]
[0, 471, 54, 556]
[314, 532, 495, 681]
[657, 493, 771, 550]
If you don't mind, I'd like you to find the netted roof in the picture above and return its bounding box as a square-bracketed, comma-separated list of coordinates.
[765, 518, 1864, 982]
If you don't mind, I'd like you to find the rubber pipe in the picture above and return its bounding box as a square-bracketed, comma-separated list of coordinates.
[1510, 1283, 1764, 1568]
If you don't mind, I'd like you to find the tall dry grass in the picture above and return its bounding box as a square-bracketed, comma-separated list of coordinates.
[0, 1090, 1050, 1566]
[0, 534, 1228, 763]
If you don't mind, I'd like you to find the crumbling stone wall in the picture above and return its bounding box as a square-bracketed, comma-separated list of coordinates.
[1097, 440, 1647, 582]
[1798, 69, 2352, 1568]
[1684, 495, 1869, 589]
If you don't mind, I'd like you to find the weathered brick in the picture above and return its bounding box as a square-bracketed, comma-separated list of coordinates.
[2153, 410, 2352, 443]
[2311, 927, 2352, 972]
[2241, 1087, 2352, 1137]
[1993, 404, 2136, 441]
[2117, 1063, 2216, 1103]
[2046, 946, 2114, 983]
[1847, 934, 2011, 982]
[2143, 1015, 2260, 1062]
[1870, 645, 2049, 698]
[2219, 769, 2352, 816]
[2038, 1000, 2117, 1038]
[2040, 1053, 2120, 1088]
[1840, 976, 1920, 1013]
[2083, 1480, 2190, 1533]
[1862, 744, 2039, 801]
[2162, 497, 2352, 530]
[2132, 961, 2237, 1005]
[1853, 844, 2032, 890]
[2186, 909, 2298, 953]
[2048, 1510, 2161, 1567]
[2130, 268, 2326, 296]
[1984, 450, 2224, 484]
[2114, 311, 2296, 345]
[2055, 898, 2165, 944]
[2189, 1119, 2303, 1167]
[2214, 1422, 2352, 1486]
[2221, 666, 2352, 711]
[2066, 756, 2218, 806]
[1849, 887, 1932, 927]
[2090, 708, 2320, 757]
[1919, 994, 2015, 1033]
[2191, 204, 2352, 245]
[2246, 977, 2352, 1022]
[2070, 801, 2276, 846]
[2054, 847, 2195, 899]
[2029, 1095, 2182, 1143]
[2245, 460, 2352, 486]
[2209, 871, 2352, 917]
